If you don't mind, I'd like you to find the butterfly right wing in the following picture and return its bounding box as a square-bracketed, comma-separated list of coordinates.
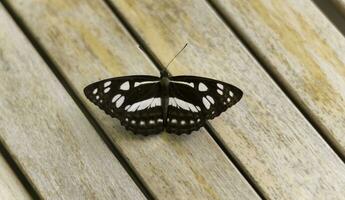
[166, 76, 243, 135]
[84, 75, 164, 135]
[170, 76, 243, 119]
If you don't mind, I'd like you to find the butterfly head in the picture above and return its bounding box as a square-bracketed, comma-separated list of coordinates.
[160, 69, 169, 78]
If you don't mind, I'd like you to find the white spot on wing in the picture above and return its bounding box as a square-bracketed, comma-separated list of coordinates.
[112, 94, 121, 103]
[116, 96, 125, 108]
[104, 87, 110, 93]
[169, 97, 198, 112]
[128, 102, 140, 112]
[149, 120, 155, 125]
[189, 105, 198, 112]
[151, 98, 161, 107]
[171, 119, 177, 124]
[140, 121, 145, 126]
[92, 88, 98, 94]
[138, 98, 154, 110]
[202, 97, 210, 109]
[104, 81, 111, 87]
[206, 95, 215, 104]
[169, 98, 177, 107]
[157, 118, 163, 123]
[175, 98, 190, 111]
[120, 81, 130, 90]
[198, 82, 208, 91]
[190, 120, 195, 124]
[229, 91, 234, 97]
[181, 120, 186, 125]
[217, 83, 224, 90]
[134, 81, 158, 87]
[217, 89, 223, 95]
[127, 98, 159, 112]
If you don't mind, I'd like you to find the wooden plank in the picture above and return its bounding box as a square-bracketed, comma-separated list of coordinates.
[0, 154, 31, 200]
[0, 5, 146, 200]
[5, 0, 261, 199]
[209, 0, 345, 156]
[107, 0, 345, 199]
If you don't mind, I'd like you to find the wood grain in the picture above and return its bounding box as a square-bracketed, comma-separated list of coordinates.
[0, 5, 146, 200]
[209, 0, 345, 156]
[108, 0, 345, 199]
[0, 154, 31, 200]
[5, 0, 261, 199]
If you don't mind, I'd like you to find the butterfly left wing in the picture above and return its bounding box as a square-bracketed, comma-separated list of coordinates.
[84, 75, 164, 135]
[166, 76, 243, 135]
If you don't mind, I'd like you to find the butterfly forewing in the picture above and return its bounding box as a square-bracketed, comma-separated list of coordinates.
[84, 75, 164, 135]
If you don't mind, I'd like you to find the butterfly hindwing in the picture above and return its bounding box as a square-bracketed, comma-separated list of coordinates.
[166, 83, 206, 134]
[84, 75, 164, 135]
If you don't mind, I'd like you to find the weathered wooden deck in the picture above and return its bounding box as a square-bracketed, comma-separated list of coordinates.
[0, 0, 344, 199]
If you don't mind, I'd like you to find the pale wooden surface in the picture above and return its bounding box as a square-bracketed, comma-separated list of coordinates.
[0, 5, 146, 200]
[0, 154, 31, 200]
[6, 0, 261, 199]
[210, 0, 345, 156]
[109, 0, 345, 199]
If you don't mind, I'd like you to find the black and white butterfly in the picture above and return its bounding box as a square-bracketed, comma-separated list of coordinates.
[84, 69, 243, 135]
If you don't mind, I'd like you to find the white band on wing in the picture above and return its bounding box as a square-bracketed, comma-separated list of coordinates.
[126, 97, 161, 112]
[134, 81, 159, 87]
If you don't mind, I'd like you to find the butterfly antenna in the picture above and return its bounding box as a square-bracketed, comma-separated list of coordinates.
[165, 43, 188, 70]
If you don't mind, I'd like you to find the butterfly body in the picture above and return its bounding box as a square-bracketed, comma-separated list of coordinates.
[160, 71, 170, 126]
[84, 70, 243, 135]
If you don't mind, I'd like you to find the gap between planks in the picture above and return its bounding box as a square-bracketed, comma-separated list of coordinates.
[205, 0, 345, 163]
[1, 1, 155, 199]
[0, 139, 41, 199]
[102, 0, 267, 199]
[313, 0, 345, 37]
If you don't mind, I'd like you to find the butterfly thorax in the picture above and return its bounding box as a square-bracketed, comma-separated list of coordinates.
[160, 73, 170, 127]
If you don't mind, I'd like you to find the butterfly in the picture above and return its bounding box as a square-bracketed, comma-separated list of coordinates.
[84, 69, 243, 135]
[84, 44, 243, 135]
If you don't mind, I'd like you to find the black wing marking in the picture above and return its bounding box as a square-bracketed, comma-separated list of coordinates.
[167, 76, 243, 134]
[84, 75, 164, 135]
